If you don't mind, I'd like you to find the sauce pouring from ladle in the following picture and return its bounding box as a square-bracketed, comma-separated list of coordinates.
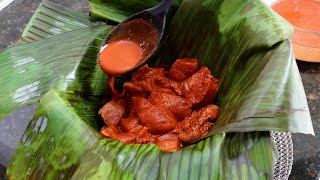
[98, 0, 174, 93]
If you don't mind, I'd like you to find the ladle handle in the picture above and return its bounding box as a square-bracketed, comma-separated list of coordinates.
[154, 0, 175, 13]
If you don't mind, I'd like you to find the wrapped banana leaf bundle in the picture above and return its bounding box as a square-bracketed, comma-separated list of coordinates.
[0, 0, 314, 179]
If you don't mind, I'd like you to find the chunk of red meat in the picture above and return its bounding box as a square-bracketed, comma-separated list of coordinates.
[151, 88, 176, 95]
[132, 65, 165, 81]
[139, 105, 177, 134]
[101, 125, 136, 144]
[171, 112, 199, 134]
[120, 116, 140, 132]
[181, 67, 218, 108]
[198, 104, 219, 124]
[128, 125, 156, 143]
[178, 122, 212, 143]
[148, 91, 192, 121]
[98, 97, 126, 125]
[135, 126, 152, 144]
[130, 96, 152, 116]
[154, 76, 183, 95]
[126, 125, 141, 133]
[124, 65, 167, 95]
[123, 79, 155, 96]
[168, 58, 199, 82]
[101, 124, 121, 136]
[131, 65, 154, 80]
[123, 81, 144, 95]
[156, 139, 182, 152]
[172, 104, 218, 143]
[157, 134, 179, 142]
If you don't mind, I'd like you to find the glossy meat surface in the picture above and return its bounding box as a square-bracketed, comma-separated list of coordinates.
[98, 97, 126, 125]
[148, 91, 192, 121]
[99, 58, 219, 152]
[181, 67, 219, 108]
[168, 58, 198, 82]
[139, 105, 177, 134]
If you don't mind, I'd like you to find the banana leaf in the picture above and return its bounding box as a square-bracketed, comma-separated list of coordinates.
[0, 1, 114, 119]
[89, 0, 313, 134]
[7, 89, 275, 179]
[0, 24, 113, 119]
[164, 0, 313, 135]
[18, 0, 96, 44]
[1, 0, 314, 179]
[88, 0, 182, 23]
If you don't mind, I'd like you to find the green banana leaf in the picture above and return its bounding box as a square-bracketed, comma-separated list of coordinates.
[0, 0, 115, 119]
[0, 24, 113, 119]
[165, 0, 313, 135]
[7, 89, 275, 179]
[17, 0, 96, 44]
[1, 0, 314, 179]
[6, 92, 276, 178]
[88, 0, 182, 23]
[88, 0, 314, 134]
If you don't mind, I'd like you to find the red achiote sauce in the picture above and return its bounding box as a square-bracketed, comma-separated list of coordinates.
[272, 0, 320, 61]
[98, 19, 159, 92]
[98, 40, 143, 76]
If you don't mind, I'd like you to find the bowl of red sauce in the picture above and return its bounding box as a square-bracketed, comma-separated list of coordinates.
[271, 0, 320, 62]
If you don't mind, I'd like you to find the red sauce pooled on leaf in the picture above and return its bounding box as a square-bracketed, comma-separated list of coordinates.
[98, 58, 220, 152]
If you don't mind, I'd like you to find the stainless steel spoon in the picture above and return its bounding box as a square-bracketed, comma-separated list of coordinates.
[99, 0, 174, 75]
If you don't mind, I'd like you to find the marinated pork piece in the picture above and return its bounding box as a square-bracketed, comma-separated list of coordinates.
[101, 124, 154, 144]
[101, 125, 136, 144]
[198, 104, 219, 124]
[157, 133, 180, 142]
[139, 105, 177, 134]
[123, 79, 154, 95]
[131, 65, 166, 81]
[178, 122, 213, 143]
[98, 97, 127, 125]
[124, 65, 167, 95]
[148, 91, 192, 121]
[120, 116, 140, 132]
[150, 88, 176, 95]
[171, 104, 219, 143]
[156, 139, 182, 152]
[173, 105, 219, 133]
[168, 58, 199, 82]
[154, 76, 183, 95]
[123, 81, 145, 95]
[99, 58, 220, 152]
[181, 67, 219, 108]
[156, 134, 182, 152]
[171, 113, 198, 134]
[134, 126, 153, 144]
[130, 96, 152, 116]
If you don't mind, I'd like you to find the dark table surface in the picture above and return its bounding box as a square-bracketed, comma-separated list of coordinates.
[0, 0, 319, 179]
